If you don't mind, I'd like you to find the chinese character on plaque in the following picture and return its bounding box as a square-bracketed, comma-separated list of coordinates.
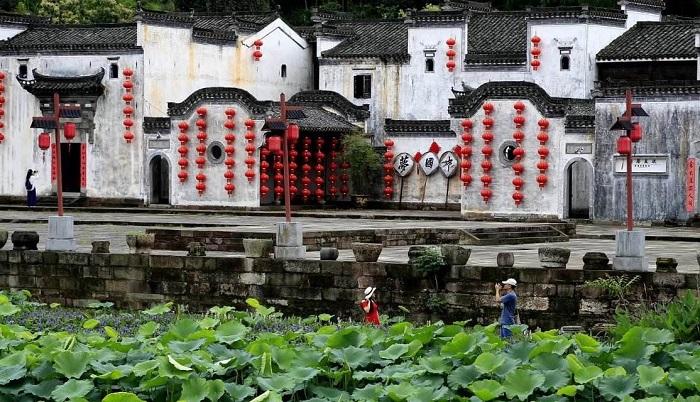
[439, 151, 458, 178]
[419, 152, 439, 176]
[393, 152, 414, 177]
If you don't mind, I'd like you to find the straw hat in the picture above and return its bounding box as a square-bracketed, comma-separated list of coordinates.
[364, 287, 376, 299]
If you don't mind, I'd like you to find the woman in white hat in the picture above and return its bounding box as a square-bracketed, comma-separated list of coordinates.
[494, 278, 518, 338]
[359, 286, 380, 326]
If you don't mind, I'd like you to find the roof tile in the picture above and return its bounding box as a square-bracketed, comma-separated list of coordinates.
[597, 21, 699, 60]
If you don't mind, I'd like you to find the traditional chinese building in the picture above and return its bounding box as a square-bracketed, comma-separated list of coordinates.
[0, 1, 697, 223]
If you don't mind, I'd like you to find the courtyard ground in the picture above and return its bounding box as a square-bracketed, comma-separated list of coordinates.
[0, 207, 698, 272]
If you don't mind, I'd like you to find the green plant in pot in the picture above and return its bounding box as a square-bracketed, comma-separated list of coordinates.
[341, 132, 381, 206]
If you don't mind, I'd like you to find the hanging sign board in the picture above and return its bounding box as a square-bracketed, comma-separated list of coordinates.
[687, 158, 696, 213]
[614, 155, 668, 175]
[393, 152, 414, 177]
[419, 152, 439, 176]
[439, 151, 458, 178]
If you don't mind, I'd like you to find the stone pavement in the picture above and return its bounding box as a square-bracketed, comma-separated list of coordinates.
[0, 209, 698, 272]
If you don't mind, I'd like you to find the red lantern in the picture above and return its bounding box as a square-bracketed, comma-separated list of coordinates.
[537, 160, 549, 172]
[538, 119, 549, 129]
[630, 123, 642, 143]
[512, 191, 524, 206]
[530, 47, 541, 57]
[617, 136, 631, 155]
[480, 188, 493, 202]
[513, 162, 524, 174]
[460, 160, 471, 169]
[537, 131, 549, 143]
[482, 117, 494, 128]
[462, 133, 473, 143]
[514, 101, 525, 112]
[531, 35, 541, 44]
[196, 156, 206, 167]
[225, 182, 235, 194]
[536, 174, 548, 188]
[482, 145, 493, 157]
[446, 37, 456, 47]
[245, 119, 255, 128]
[178, 121, 188, 131]
[196, 172, 206, 182]
[513, 147, 525, 159]
[287, 123, 300, 142]
[483, 103, 494, 115]
[384, 139, 394, 147]
[482, 131, 494, 143]
[513, 130, 524, 142]
[196, 106, 207, 116]
[446, 49, 456, 57]
[178, 159, 188, 168]
[225, 158, 235, 167]
[446, 60, 456, 71]
[481, 160, 492, 172]
[123, 105, 134, 115]
[461, 119, 473, 129]
[245, 169, 255, 181]
[461, 146, 472, 156]
[38, 132, 51, 150]
[196, 143, 206, 154]
[538, 147, 549, 158]
[178, 145, 188, 156]
[196, 119, 207, 129]
[225, 108, 236, 117]
[178, 171, 188, 182]
[122, 80, 133, 89]
[196, 181, 206, 195]
[197, 131, 208, 142]
[254, 39, 264, 47]
[63, 123, 77, 141]
[253, 50, 263, 60]
[122, 68, 133, 77]
[513, 115, 525, 127]
[512, 176, 524, 190]
[267, 135, 282, 153]
[123, 118, 134, 128]
[461, 174, 472, 185]
[124, 131, 135, 143]
[531, 59, 541, 69]
[122, 93, 133, 102]
[480, 175, 492, 186]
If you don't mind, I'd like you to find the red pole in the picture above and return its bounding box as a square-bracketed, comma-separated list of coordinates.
[53, 92, 64, 217]
[625, 90, 633, 231]
[281, 93, 291, 223]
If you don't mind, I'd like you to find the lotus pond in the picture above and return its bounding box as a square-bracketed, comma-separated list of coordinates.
[1, 291, 700, 401]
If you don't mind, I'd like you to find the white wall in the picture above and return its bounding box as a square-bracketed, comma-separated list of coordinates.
[0, 25, 26, 41]
[621, 6, 662, 29]
[0, 53, 145, 200]
[157, 104, 263, 207]
[138, 18, 314, 116]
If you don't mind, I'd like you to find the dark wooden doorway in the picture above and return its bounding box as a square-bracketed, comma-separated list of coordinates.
[60, 143, 81, 193]
[150, 155, 170, 204]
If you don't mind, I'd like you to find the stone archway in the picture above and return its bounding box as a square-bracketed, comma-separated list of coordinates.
[149, 155, 170, 205]
[564, 158, 593, 219]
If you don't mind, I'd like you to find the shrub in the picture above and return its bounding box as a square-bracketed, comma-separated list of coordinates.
[340, 132, 381, 196]
[412, 248, 447, 290]
[612, 291, 700, 342]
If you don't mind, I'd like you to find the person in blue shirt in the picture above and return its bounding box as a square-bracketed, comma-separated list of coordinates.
[494, 278, 518, 339]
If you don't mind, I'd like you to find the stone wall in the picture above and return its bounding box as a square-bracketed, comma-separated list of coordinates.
[0, 249, 696, 329]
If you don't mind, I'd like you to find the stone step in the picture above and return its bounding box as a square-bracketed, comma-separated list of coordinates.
[474, 230, 564, 240]
[461, 225, 569, 246]
[470, 235, 569, 246]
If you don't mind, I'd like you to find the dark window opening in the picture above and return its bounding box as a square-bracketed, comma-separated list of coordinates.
[503, 145, 516, 161]
[207, 142, 225, 164]
[353, 74, 372, 99]
[18, 64, 27, 79]
[560, 55, 570, 71]
[110, 63, 119, 78]
[211, 144, 222, 160]
[425, 58, 434, 72]
[281, 64, 287, 78]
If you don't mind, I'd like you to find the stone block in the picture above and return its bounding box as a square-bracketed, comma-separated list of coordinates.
[267, 273, 308, 287]
[113, 266, 145, 281]
[187, 242, 207, 257]
[359, 263, 387, 276]
[239, 273, 266, 285]
[23, 251, 43, 264]
[150, 267, 184, 282]
[685, 274, 700, 289]
[557, 284, 576, 298]
[518, 297, 550, 311]
[480, 267, 519, 283]
[550, 270, 584, 283]
[275, 222, 304, 247]
[128, 254, 150, 268]
[652, 273, 686, 288]
[18, 275, 36, 288]
[218, 283, 248, 296]
[149, 255, 184, 269]
[8, 251, 21, 263]
[274, 246, 306, 260]
[162, 281, 187, 295]
[613, 256, 650, 272]
[580, 299, 609, 315]
[385, 264, 417, 278]
[251, 258, 285, 273]
[333, 275, 358, 288]
[308, 274, 334, 288]
[58, 253, 89, 266]
[58, 277, 77, 290]
[12, 231, 39, 251]
[550, 298, 579, 314]
[184, 257, 205, 270]
[351, 243, 383, 262]
[277, 287, 322, 300]
[81, 266, 111, 279]
[0, 250, 7, 262]
[82, 278, 106, 292]
[496, 252, 514, 268]
[285, 260, 320, 274]
[46, 216, 76, 251]
[215, 257, 246, 272]
[244, 239, 274, 258]
[36, 276, 60, 289]
[532, 283, 556, 297]
[582, 252, 609, 270]
[655, 258, 678, 273]
[91, 241, 110, 254]
[320, 261, 351, 276]
[91, 254, 110, 267]
[460, 266, 482, 280]
[613, 230, 650, 271]
[538, 247, 571, 269]
[441, 245, 470, 266]
[109, 254, 130, 267]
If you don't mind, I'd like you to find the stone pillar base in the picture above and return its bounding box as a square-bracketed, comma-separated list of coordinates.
[46, 215, 76, 251]
[274, 222, 305, 260]
[613, 229, 651, 271]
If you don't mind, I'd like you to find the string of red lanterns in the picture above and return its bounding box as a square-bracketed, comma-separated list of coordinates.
[0, 71, 5, 145]
[274, 150, 284, 202]
[244, 119, 256, 182]
[195, 107, 208, 195]
[122, 68, 135, 143]
[480, 102, 494, 203]
[511, 101, 526, 206]
[328, 137, 338, 199]
[531, 35, 541, 71]
[260, 147, 270, 197]
[315, 137, 325, 202]
[446, 37, 457, 72]
[253, 39, 263, 61]
[289, 126, 299, 199]
[340, 160, 350, 199]
[302, 136, 312, 202]
[383, 138, 395, 199]
[177, 121, 189, 183]
[460, 119, 473, 187]
[537, 118, 550, 188]
[224, 108, 236, 196]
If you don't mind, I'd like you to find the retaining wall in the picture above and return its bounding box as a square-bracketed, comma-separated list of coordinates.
[0, 249, 695, 330]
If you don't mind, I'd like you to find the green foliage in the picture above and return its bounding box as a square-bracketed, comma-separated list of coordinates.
[613, 291, 700, 343]
[340, 132, 381, 195]
[413, 248, 447, 290]
[584, 274, 639, 304]
[3, 291, 700, 401]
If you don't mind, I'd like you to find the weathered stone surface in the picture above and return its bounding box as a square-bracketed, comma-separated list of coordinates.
[351, 243, 383, 262]
[538, 247, 571, 269]
[0, 230, 7, 250]
[135, 234, 155, 254]
[243, 239, 274, 258]
[582, 252, 609, 270]
[441, 245, 470, 266]
[496, 252, 514, 268]
[655, 257, 678, 273]
[285, 260, 321, 274]
[11, 231, 39, 251]
[320, 247, 339, 261]
[408, 245, 433, 263]
[187, 242, 207, 257]
[91, 241, 110, 254]
[653, 273, 686, 287]
[239, 273, 266, 285]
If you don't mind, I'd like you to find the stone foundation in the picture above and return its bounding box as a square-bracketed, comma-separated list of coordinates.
[0, 249, 695, 329]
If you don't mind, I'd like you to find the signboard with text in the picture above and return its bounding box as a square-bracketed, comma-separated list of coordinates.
[614, 155, 668, 175]
[393, 152, 414, 177]
[687, 158, 696, 213]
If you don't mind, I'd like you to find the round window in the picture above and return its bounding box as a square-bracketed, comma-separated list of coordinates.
[207, 142, 225, 164]
[498, 141, 518, 165]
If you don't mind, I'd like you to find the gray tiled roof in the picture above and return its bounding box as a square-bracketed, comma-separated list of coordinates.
[321, 21, 408, 60]
[466, 12, 528, 65]
[597, 21, 699, 61]
[0, 24, 138, 53]
[284, 106, 358, 132]
[0, 11, 49, 25]
[138, 10, 279, 42]
[621, 0, 666, 9]
[18, 68, 105, 97]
